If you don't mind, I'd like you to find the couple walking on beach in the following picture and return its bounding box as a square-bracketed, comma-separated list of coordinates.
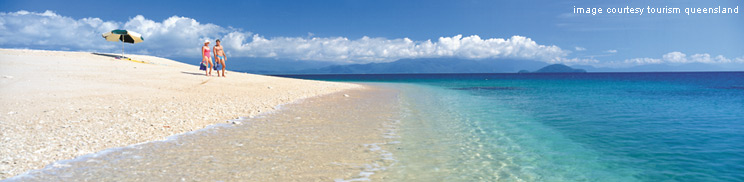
[201, 39, 227, 77]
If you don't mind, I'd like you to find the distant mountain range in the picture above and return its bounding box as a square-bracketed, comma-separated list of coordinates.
[292, 58, 548, 74]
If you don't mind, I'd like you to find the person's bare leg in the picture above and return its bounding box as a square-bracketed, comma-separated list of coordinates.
[221, 59, 226, 77]
[203, 56, 209, 76]
[212, 57, 220, 77]
[208, 59, 213, 76]
[214, 57, 223, 77]
[216, 58, 223, 77]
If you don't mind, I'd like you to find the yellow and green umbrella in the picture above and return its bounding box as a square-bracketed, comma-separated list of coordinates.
[102, 29, 144, 57]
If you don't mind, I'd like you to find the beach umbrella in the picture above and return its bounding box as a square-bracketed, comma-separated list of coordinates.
[102, 29, 144, 57]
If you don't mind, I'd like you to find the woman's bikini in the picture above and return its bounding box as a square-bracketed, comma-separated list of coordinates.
[203, 47, 211, 58]
[202, 46, 211, 64]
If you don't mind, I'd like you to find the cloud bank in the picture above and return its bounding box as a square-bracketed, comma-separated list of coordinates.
[0, 10, 568, 64]
[0, 10, 741, 67]
[226, 34, 569, 63]
[623, 52, 744, 65]
[0, 10, 228, 56]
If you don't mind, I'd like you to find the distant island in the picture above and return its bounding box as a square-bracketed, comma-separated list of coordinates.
[518, 64, 586, 73]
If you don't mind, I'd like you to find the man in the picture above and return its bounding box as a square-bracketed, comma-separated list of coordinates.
[213, 39, 227, 77]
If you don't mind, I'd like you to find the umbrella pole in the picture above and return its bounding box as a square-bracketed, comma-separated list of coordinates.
[121, 41, 124, 58]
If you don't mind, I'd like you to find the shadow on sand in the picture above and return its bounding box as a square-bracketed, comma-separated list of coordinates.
[180, 71, 206, 76]
[91, 52, 128, 59]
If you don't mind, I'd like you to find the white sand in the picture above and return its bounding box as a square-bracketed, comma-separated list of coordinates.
[0, 49, 362, 179]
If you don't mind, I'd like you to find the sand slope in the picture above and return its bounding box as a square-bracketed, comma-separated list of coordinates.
[0, 49, 360, 179]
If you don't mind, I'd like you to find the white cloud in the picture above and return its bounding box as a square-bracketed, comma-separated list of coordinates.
[575, 46, 586, 51]
[736, 56, 744, 63]
[0, 10, 570, 64]
[623, 57, 662, 64]
[224, 34, 568, 63]
[121, 15, 230, 56]
[619, 52, 742, 66]
[604, 49, 617, 53]
[0, 10, 119, 51]
[660, 52, 737, 64]
[558, 57, 599, 64]
[662, 52, 687, 63]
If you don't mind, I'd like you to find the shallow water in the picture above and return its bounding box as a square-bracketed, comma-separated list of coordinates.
[285, 72, 744, 182]
[376, 83, 637, 181]
[9, 88, 402, 181]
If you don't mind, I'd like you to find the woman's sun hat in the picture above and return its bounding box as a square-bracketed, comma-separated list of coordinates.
[204, 40, 210, 43]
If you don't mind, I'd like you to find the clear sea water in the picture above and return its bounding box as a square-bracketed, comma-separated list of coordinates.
[281, 72, 744, 181]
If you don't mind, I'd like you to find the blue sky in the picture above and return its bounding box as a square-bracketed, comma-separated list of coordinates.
[1, 0, 743, 69]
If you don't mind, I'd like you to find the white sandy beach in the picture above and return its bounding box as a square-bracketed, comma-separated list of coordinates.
[0, 49, 366, 179]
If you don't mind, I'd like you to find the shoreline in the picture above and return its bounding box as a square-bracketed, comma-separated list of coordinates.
[0, 48, 362, 179]
[10, 84, 402, 181]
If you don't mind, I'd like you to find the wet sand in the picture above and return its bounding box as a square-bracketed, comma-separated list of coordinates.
[10, 87, 402, 181]
[0, 49, 361, 179]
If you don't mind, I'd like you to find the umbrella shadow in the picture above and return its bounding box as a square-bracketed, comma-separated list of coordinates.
[91, 52, 128, 59]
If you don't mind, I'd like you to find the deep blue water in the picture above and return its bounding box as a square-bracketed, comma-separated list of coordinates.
[278, 72, 744, 181]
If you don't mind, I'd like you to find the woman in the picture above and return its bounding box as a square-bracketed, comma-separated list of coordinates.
[200, 40, 213, 76]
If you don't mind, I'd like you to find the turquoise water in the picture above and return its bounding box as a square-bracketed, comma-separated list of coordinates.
[283, 73, 744, 181]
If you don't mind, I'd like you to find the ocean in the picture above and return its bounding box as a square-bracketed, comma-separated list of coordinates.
[281, 72, 744, 181]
